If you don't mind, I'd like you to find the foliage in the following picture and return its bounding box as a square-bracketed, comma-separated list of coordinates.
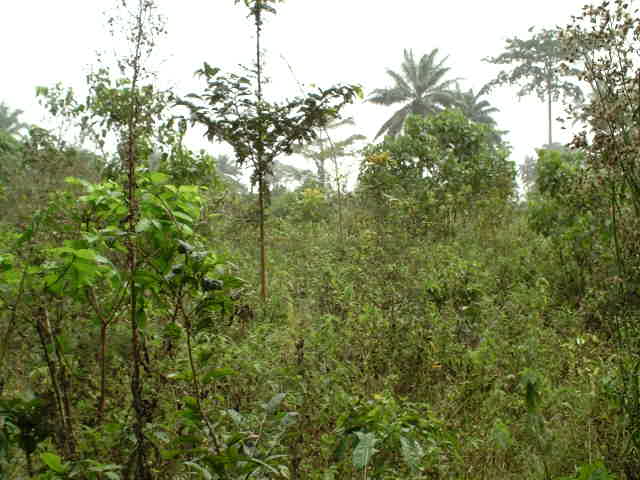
[561, 2, 640, 475]
[331, 392, 454, 477]
[180, 65, 360, 187]
[359, 110, 515, 235]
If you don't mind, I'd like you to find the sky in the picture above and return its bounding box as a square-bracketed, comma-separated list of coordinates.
[2, 0, 590, 185]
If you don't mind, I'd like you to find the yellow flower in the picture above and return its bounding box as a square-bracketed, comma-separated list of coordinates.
[366, 151, 390, 165]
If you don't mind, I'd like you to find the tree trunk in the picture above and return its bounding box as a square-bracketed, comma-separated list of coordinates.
[255, 3, 268, 302]
[258, 171, 267, 300]
[547, 77, 553, 146]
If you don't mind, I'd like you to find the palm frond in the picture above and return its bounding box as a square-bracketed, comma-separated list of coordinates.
[375, 104, 411, 139]
[368, 86, 409, 106]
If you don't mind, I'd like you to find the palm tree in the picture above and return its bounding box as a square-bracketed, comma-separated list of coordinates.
[450, 83, 507, 144]
[368, 49, 458, 139]
[452, 83, 499, 126]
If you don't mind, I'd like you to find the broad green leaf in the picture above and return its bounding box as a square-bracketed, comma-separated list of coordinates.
[72, 249, 98, 261]
[352, 432, 378, 470]
[41, 452, 68, 473]
[246, 456, 284, 475]
[0, 255, 13, 272]
[400, 436, 424, 473]
[148, 172, 169, 185]
[173, 210, 195, 223]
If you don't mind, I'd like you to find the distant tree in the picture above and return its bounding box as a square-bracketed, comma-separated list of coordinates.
[216, 153, 241, 179]
[484, 28, 583, 145]
[214, 153, 248, 193]
[369, 49, 458, 139]
[0, 102, 28, 136]
[451, 83, 506, 144]
[269, 160, 314, 194]
[294, 117, 365, 188]
[519, 155, 538, 193]
[451, 83, 499, 127]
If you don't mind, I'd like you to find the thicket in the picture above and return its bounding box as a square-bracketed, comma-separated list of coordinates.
[1, 0, 640, 479]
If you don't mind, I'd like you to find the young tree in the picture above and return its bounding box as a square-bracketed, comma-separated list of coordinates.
[179, 0, 360, 300]
[484, 28, 583, 145]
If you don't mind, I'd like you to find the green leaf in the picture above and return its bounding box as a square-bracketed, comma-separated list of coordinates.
[73, 249, 98, 261]
[400, 436, 423, 473]
[136, 218, 154, 233]
[0, 255, 13, 272]
[149, 172, 169, 184]
[491, 419, 513, 450]
[352, 432, 378, 470]
[41, 452, 69, 473]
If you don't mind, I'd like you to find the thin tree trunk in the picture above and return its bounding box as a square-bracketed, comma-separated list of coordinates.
[258, 172, 267, 300]
[98, 321, 107, 421]
[547, 78, 553, 146]
[126, 3, 151, 478]
[255, 2, 267, 302]
[36, 308, 75, 458]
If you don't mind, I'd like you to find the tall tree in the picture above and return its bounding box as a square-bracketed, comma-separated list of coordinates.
[0, 102, 27, 136]
[368, 48, 457, 139]
[484, 28, 583, 145]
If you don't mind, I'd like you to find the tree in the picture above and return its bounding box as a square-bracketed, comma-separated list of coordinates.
[294, 117, 365, 188]
[484, 28, 583, 145]
[179, 1, 359, 300]
[451, 83, 499, 127]
[451, 83, 506, 144]
[0, 102, 27, 137]
[368, 49, 458, 139]
[269, 160, 314, 193]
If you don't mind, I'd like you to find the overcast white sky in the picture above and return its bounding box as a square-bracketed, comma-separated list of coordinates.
[2, 1, 589, 183]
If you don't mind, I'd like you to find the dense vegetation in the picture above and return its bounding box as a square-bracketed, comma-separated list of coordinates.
[2, 0, 640, 478]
